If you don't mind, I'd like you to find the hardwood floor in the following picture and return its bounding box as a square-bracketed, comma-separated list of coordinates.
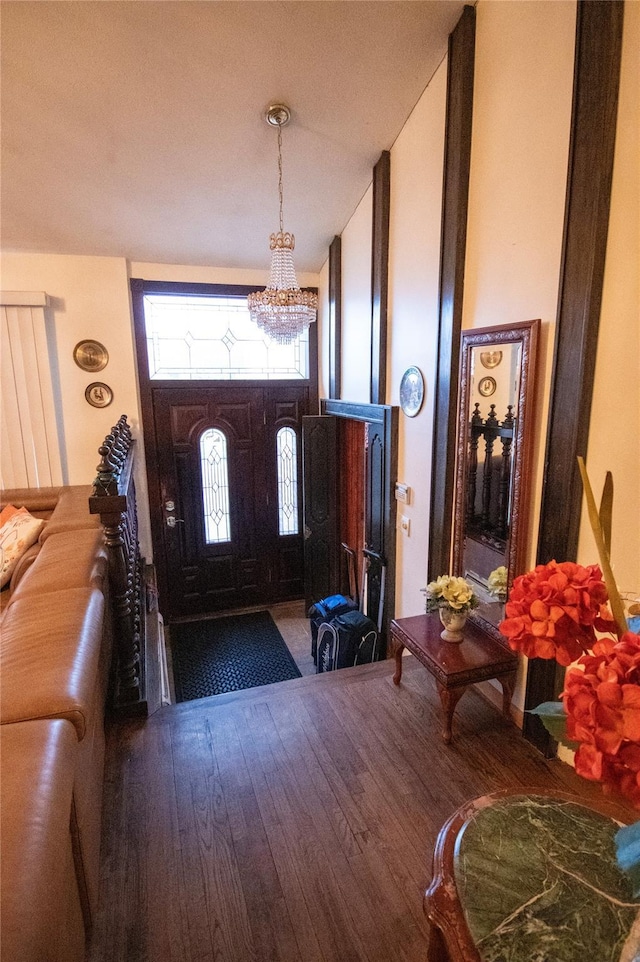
[89, 638, 615, 962]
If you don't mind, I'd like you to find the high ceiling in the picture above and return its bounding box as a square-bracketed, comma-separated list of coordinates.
[1, 1, 465, 273]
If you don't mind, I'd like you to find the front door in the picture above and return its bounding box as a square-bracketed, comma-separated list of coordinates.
[153, 385, 308, 617]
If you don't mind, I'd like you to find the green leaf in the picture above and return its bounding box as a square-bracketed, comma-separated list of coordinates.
[615, 822, 640, 897]
[527, 702, 580, 750]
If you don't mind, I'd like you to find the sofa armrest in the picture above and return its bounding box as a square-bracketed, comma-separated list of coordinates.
[0, 718, 86, 962]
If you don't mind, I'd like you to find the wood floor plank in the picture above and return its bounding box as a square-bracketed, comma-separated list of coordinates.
[236, 705, 368, 962]
[242, 700, 409, 962]
[170, 712, 257, 961]
[141, 718, 191, 962]
[207, 712, 304, 962]
[89, 658, 632, 962]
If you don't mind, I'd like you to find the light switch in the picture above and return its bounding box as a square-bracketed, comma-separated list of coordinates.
[395, 482, 411, 504]
[400, 515, 410, 536]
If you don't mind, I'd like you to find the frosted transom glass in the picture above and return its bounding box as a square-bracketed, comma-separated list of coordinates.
[276, 426, 299, 536]
[200, 429, 231, 544]
[143, 294, 308, 379]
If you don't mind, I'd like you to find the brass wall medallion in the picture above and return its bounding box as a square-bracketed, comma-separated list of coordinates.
[73, 339, 109, 372]
[478, 376, 497, 398]
[85, 382, 113, 408]
[480, 350, 502, 369]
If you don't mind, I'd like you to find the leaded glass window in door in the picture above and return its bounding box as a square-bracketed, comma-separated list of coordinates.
[276, 426, 299, 536]
[143, 293, 309, 380]
[200, 428, 231, 544]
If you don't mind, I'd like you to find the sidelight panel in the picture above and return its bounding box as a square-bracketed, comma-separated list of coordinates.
[276, 426, 299, 536]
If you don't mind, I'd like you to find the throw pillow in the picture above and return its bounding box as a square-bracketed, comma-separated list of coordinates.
[0, 504, 27, 527]
[0, 511, 45, 588]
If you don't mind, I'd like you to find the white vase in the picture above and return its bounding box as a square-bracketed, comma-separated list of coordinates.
[439, 607, 468, 642]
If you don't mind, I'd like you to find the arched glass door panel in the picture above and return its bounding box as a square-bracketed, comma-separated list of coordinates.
[200, 428, 231, 544]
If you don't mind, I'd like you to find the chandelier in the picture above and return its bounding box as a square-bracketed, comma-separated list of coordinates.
[247, 104, 318, 344]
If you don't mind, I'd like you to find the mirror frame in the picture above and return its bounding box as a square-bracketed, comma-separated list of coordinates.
[452, 318, 540, 638]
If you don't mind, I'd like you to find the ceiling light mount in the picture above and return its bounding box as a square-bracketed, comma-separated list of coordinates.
[265, 103, 291, 128]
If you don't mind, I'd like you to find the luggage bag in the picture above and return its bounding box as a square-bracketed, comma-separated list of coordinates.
[316, 608, 380, 673]
[308, 544, 359, 665]
[315, 548, 386, 674]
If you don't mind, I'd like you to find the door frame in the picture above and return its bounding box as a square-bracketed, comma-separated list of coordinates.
[130, 278, 318, 616]
[321, 398, 398, 647]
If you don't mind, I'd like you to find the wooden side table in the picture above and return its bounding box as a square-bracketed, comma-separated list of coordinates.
[424, 790, 638, 962]
[390, 613, 517, 744]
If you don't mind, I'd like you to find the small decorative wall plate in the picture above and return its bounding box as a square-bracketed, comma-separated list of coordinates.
[73, 339, 109, 372]
[478, 376, 497, 398]
[399, 366, 425, 417]
[480, 350, 502, 369]
[85, 382, 113, 408]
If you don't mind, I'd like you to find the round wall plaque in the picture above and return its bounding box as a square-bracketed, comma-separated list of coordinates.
[85, 382, 113, 408]
[399, 366, 425, 417]
[478, 376, 497, 398]
[73, 339, 109, 372]
[480, 350, 503, 369]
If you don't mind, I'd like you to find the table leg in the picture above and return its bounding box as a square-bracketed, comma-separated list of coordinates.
[426, 922, 451, 962]
[500, 672, 516, 722]
[393, 641, 405, 685]
[436, 684, 465, 744]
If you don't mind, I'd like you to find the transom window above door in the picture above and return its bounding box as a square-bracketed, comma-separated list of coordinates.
[142, 293, 309, 380]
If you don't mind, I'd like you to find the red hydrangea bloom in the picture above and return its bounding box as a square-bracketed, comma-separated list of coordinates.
[562, 632, 640, 808]
[499, 560, 616, 666]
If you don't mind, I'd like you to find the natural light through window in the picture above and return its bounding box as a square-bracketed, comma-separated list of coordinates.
[200, 429, 231, 544]
[276, 426, 299, 536]
[143, 294, 309, 380]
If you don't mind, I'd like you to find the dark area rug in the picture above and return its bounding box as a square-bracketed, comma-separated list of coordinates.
[170, 610, 302, 702]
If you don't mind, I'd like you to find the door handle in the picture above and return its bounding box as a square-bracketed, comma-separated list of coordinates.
[166, 516, 185, 528]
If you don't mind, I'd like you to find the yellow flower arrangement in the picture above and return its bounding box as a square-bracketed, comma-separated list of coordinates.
[488, 565, 508, 599]
[423, 575, 479, 613]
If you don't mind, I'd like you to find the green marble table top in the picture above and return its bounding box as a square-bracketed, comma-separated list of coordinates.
[454, 794, 640, 962]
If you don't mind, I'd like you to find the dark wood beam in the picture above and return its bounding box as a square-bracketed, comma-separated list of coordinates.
[524, 0, 624, 753]
[328, 235, 342, 400]
[370, 151, 390, 405]
[428, 5, 475, 582]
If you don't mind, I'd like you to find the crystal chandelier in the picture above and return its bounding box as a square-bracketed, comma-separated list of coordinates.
[247, 104, 318, 344]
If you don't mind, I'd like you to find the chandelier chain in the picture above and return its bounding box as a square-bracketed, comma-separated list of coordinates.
[277, 124, 284, 234]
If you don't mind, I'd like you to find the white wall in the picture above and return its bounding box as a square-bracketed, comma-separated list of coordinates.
[340, 185, 373, 403]
[463, 0, 577, 577]
[0, 251, 153, 549]
[128, 261, 318, 290]
[388, 58, 448, 618]
[1, 251, 138, 477]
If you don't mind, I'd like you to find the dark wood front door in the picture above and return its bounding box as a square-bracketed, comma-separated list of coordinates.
[153, 385, 308, 617]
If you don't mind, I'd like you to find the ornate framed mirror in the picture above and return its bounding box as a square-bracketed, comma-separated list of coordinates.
[452, 319, 540, 637]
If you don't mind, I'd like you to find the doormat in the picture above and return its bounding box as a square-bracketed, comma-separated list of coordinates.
[170, 610, 302, 702]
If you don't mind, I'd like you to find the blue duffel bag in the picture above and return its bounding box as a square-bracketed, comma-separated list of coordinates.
[308, 594, 358, 665]
[316, 609, 380, 674]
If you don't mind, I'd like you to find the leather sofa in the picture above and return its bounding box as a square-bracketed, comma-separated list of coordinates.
[0, 486, 112, 962]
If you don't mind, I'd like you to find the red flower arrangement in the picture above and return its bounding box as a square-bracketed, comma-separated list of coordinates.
[500, 561, 640, 809]
[563, 631, 640, 809]
[499, 560, 616, 666]
[498, 459, 640, 892]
